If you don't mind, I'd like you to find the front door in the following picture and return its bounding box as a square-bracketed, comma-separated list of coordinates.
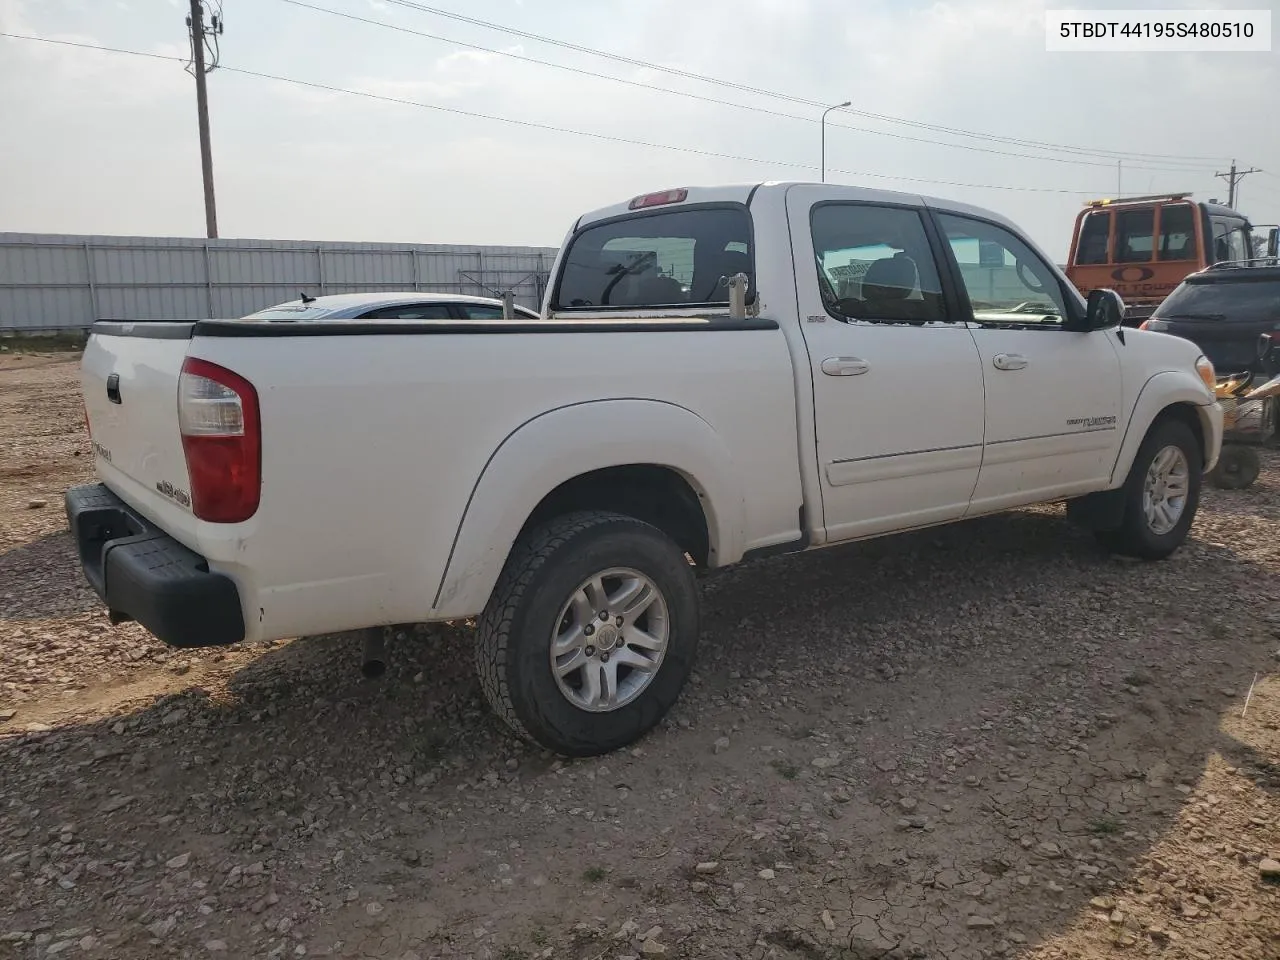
[786, 187, 986, 542]
[932, 211, 1123, 514]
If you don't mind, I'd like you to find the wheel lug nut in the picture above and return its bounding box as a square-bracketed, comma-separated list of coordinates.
[600, 652, 610, 663]
[585, 645, 595, 656]
[615, 616, 624, 626]
[584, 624, 594, 636]
[599, 611, 609, 621]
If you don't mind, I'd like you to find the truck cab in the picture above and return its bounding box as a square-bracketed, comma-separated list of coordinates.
[1065, 193, 1257, 325]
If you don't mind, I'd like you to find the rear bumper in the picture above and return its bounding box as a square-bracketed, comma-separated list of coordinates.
[65, 483, 245, 648]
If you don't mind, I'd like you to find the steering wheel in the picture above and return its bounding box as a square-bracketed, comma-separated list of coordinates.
[1016, 259, 1047, 294]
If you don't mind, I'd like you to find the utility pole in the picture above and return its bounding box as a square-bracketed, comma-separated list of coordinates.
[186, 0, 223, 238]
[1117, 159, 1121, 196]
[1214, 159, 1261, 209]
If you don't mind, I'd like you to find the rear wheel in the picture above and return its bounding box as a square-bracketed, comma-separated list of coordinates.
[1096, 418, 1201, 559]
[475, 511, 700, 757]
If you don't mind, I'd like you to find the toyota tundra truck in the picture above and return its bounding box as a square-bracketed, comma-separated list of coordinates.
[67, 182, 1223, 757]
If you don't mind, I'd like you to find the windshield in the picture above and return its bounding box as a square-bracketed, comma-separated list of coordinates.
[1157, 277, 1280, 322]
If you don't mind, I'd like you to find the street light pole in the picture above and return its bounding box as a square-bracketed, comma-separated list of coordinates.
[821, 100, 851, 183]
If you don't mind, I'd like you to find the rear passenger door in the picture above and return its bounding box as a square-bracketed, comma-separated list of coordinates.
[932, 212, 1123, 512]
[786, 188, 986, 542]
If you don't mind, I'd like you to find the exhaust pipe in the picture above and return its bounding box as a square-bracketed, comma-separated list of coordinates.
[361, 627, 387, 679]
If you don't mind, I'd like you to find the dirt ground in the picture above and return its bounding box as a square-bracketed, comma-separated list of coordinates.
[2, 352, 1278, 960]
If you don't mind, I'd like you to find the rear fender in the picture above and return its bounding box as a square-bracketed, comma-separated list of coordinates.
[431, 399, 745, 619]
[1109, 370, 1222, 486]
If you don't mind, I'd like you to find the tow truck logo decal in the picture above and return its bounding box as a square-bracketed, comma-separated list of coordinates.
[1111, 266, 1155, 283]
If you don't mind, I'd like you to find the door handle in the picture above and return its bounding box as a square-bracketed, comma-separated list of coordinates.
[992, 353, 1028, 371]
[821, 357, 870, 377]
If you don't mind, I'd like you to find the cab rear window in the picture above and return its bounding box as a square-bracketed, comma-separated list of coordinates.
[553, 206, 752, 310]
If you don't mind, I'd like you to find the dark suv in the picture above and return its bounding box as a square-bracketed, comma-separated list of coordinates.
[1142, 264, 1280, 374]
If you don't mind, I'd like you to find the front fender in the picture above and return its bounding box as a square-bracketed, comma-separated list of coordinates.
[431, 399, 745, 619]
[1110, 370, 1222, 486]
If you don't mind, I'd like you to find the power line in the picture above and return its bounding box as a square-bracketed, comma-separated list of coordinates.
[0, 31, 1112, 197]
[377, 0, 1229, 166]
[276, 0, 1215, 175]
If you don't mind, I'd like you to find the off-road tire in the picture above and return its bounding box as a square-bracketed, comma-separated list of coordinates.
[475, 510, 699, 757]
[1095, 417, 1202, 560]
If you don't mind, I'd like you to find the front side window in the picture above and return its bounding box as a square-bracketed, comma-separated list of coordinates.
[938, 214, 1068, 328]
[1211, 218, 1251, 263]
[554, 206, 752, 309]
[1226, 224, 1250, 263]
[1158, 204, 1197, 261]
[811, 204, 948, 324]
[1076, 211, 1111, 265]
[1116, 209, 1155, 263]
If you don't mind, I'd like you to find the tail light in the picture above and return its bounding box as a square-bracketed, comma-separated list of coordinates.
[177, 357, 261, 523]
[1137, 319, 1150, 330]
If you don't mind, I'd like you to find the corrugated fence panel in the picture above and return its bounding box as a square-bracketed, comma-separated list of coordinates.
[323, 249, 415, 286]
[0, 233, 559, 331]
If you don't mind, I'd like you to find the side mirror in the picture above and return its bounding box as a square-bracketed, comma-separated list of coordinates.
[1084, 288, 1125, 330]
[1268, 227, 1279, 258]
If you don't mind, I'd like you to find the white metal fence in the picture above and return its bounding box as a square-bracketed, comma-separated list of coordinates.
[0, 233, 559, 333]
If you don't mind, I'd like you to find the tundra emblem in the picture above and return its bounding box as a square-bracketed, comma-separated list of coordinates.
[155, 480, 192, 509]
[1066, 415, 1117, 429]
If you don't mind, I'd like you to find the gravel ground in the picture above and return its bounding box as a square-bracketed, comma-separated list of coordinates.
[2, 352, 1279, 960]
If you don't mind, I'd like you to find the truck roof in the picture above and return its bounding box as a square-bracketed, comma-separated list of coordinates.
[573, 181, 1027, 236]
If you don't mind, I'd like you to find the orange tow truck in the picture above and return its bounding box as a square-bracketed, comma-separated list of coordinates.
[1065, 192, 1260, 325]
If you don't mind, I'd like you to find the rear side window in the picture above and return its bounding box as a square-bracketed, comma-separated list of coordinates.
[1075, 211, 1110, 265]
[811, 204, 948, 324]
[359, 303, 454, 320]
[1116, 209, 1154, 263]
[1159, 204, 1197, 261]
[554, 206, 752, 309]
[1158, 278, 1280, 322]
[457, 304, 504, 319]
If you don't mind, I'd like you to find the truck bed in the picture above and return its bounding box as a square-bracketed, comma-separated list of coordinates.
[79, 315, 804, 643]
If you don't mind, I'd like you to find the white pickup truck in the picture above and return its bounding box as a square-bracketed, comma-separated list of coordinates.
[68, 182, 1223, 756]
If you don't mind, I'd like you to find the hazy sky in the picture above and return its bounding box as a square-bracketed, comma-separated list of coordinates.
[1, 0, 1277, 260]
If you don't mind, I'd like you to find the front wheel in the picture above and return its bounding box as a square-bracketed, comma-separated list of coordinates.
[1096, 418, 1202, 560]
[475, 511, 700, 757]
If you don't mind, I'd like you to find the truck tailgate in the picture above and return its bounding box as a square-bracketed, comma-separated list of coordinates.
[81, 327, 200, 540]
